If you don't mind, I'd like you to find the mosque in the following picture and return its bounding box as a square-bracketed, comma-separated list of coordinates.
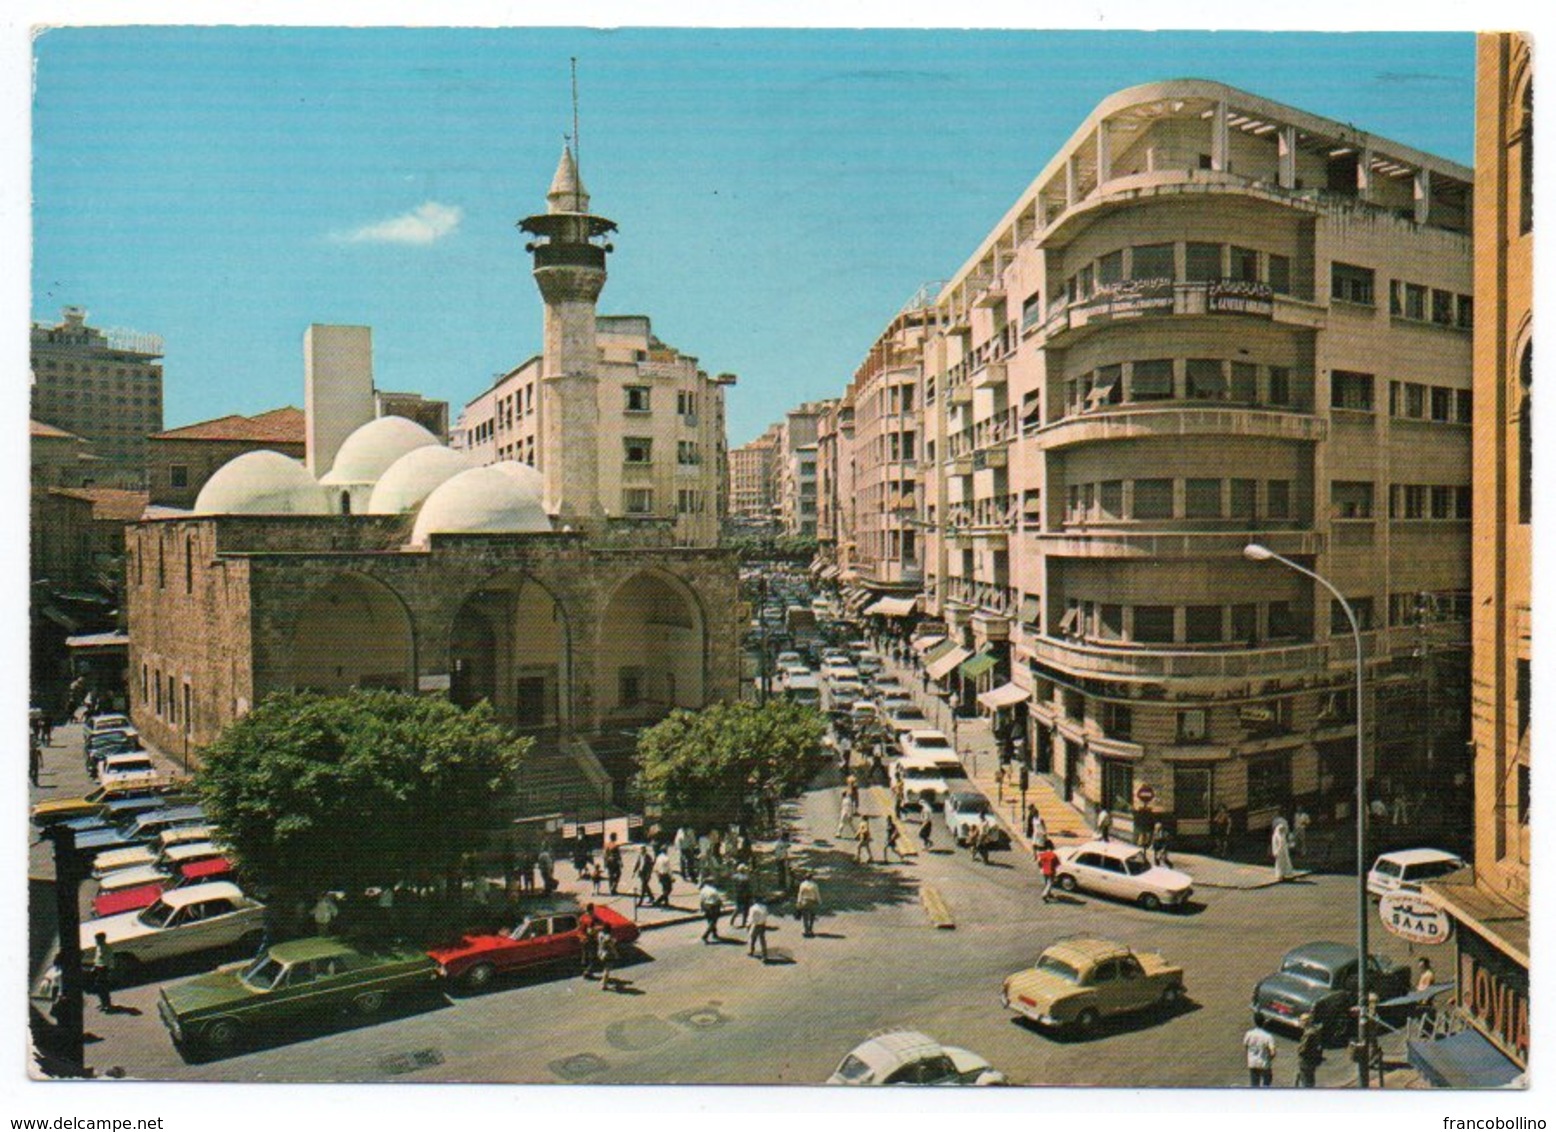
[124, 145, 741, 808]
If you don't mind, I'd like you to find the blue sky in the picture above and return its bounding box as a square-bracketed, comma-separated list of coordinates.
[31, 28, 1476, 447]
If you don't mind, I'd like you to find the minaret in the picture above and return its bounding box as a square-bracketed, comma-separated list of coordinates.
[519, 143, 616, 530]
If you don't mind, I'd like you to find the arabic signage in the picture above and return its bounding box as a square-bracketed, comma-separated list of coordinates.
[1379, 892, 1453, 944]
[1208, 279, 1275, 315]
[1087, 278, 1175, 317]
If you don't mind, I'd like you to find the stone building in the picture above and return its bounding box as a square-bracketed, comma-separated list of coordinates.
[30, 419, 96, 489]
[146, 407, 305, 509]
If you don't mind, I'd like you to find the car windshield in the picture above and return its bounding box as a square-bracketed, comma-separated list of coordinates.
[138, 900, 178, 929]
[914, 735, 951, 749]
[1374, 860, 1403, 878]
[902, 767, 943, 782]
[1281, 959, 1334, 986]
[956, 798, 991, 816]
[241, 955, 285, 990]
[1036, 955, 1082, 983]
[1123, 853, 1154, 876]
[832, 1054, 875, 1084]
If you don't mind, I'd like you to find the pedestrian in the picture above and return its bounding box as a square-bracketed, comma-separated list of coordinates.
[854, 816, 874, 863]
[1243, 1019, 1277, 1087]
[698, 881, 724, 943]
[312, 892, 339, 935]
[1271, 816, 1294, 881]
[1416, 956, 1436, 993]
[604, 835, 624, 895]
[1018, 762, 1030, 802]
[995, 762, 1007, 802]
[683, 837, 701, 886]
[698, 830, 714, 873]
[673, 826, 692, 877]
[597, 925, 620, 992]
[636, 846, 656, 907]
[537, 845, 556, 894]
[795, 873, 821, 937]
[1150, 822, 1172, 868]
[1292, 807, 1311, 856]
[974, 821, 993, 865]
[846, 775, 861, 810]
[572, 831, 592, 878]
[884, 818, 907, 862]
[654, 847, 674, 907]
[919, 812, 934, 852]
[1212, 806, 1232, 857]
[1029, 806, 1046, 846]
[731, 864, 753, 928]
[29, 738, 41, 787]
[870, 753, 887, 787]
[773, 831, 792, 894]
[377, 883, 396, 931]
[746, 898, 770, 961]
[890, 777, 905, 819]
[1295, 1013, 1324, 1087]
[41, 717, 53, 747]
[1037, 840, 1059, 902]
[589, 860, 606, 894]
[579, 904, 600, 978]
[1096, 808, 1112, 842]
[836, 791, 858, 839]
[85, 931, 116, 1011]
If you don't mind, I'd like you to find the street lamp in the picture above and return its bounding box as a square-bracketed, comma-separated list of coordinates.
[1243, 542, 1372, 1088]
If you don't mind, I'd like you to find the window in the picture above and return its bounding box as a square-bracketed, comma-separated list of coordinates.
[1455, 389, 1473, 423]
[1088, 364, 1123, 408]
[1101, 759, 1135, 813]
[1134, 605, 1175, 644]
[1268, 367, 1292, 406]
[1520, 81, 1534, 235]
[1176, 709, 1208, 743]
[1230, 362, 1258, 403]
[619, 668, 645, 707]
[1266, 481, 1291, 520]
[184, 536, 194, 594]
[1457, 294, 1474, 331]
[1267, 600, 1297, 639]
[1185, 605, 1223, 643]
[1098, 603, 1124, 640]
[623, 437, 653, 464]
[625, 386, 651, 413]
[677, 489, 705, 515]
[1404, 282, 1427, 320]
[1229, 246, 1259, 283]
[1431, 485, 1455, 519]
[1097, 250, 1123, 285]
[1021, 291, 1043, 329]
[1099, 700, 1131, 739]
[677, 390, 698, 419]
[1185, 478, 1222, 518]
[1132, 479, 1174, 520]
[1174, 765, 1213, 821]
[1247, 755, 1290, 812]
[1130, 243, 1174, 280]
[1186, 242, 1222, 282]
[169, 464, 189, 489]
[1186, 358, 1227, 400]
[677, 440, 701, 465]
[1432, 289, 1455, 326]
[1098, 480, 1124, 519]
[1331, 481, 1373, 519]
[1231, 603, 1258, 644]
[157, 537, 166, 589]
[1403, 382, 1426, 418]
[1332, 262, 1375, 305]
[1268, 254, 1291, 295]
[1331, 596, 1374, 633]
[1230, 478, 1257, 519]
[1517, 657, 1531, 742]
[1332, 371, 1374, 411]
[623, 488, 654, 514]
[1131, 359, 1175, 401]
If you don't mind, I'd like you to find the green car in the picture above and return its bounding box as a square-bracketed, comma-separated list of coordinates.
[157, 936, 440, 1055]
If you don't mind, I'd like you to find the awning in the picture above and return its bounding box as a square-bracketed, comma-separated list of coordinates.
[1020, 389, 1043, 422]
[1019, 595, 1041, 625]
[927, 646, 972, 681]
[1407, 1027, 1523, 1089]
[922, 638, 958, 663]
[66, 631, 131, 650]
[864, 595, 918, 618]
[1022, 495, 1043, 516]
[913, 634, 948, 655]
[978, 682, 1031, 710]
[959, 650, 998, 681]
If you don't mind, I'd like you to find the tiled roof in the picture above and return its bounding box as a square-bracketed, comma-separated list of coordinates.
[151, 406, 304, 444]
[48, 487, 151, 522]
[30, 419, 82, 440]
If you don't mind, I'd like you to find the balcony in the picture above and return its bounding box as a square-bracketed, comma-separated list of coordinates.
[971, 360, 1008, 389]
[950, 454, 974, 477]
[1033, 277, 1326, 351]
[1036, 528, 1323, 559]
[948, 385, 973, 406]
[972, 527, 1009, 549]
[973, 446, 1008, 470]
[971, 280, 1006, 310]
[1037, 404, 1326, 450]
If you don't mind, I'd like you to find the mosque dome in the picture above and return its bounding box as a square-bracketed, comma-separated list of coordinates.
[193, 450, 332, 515]
[319, 415, 439, 486]
[410, 462, 553, 544]
[367, 445, 478, 514]
[488, 459, 546, 494]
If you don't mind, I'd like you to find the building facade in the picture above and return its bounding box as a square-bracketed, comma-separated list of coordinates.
[30, 306, 164, 486]
[146, 407, 306, 509]
[729, 427, 780, 528]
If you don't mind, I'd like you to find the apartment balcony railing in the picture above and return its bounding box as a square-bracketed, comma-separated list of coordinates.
[1031, 277, 1310, 350]
[972, 360, 1008, 389]
[950, 454, 974, 476]
[973, 446, 1008, 471]
[1036, 527, 1323, 559]
[948, 384, 973, 406]
[1038, 404, 1326, 450]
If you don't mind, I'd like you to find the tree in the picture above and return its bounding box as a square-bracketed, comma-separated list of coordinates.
[195, 690, 530, 904]
[634, 699, 829, 830]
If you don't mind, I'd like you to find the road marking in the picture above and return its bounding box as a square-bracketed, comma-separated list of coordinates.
[920, 883, 955, 929]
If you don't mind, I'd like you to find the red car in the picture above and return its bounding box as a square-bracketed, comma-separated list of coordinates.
[428, 902, 640, 991]
[91, 857, 234, 918]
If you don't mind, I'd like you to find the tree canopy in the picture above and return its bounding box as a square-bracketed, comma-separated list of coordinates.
[634, 699, 829, 830]
[195, 690, 530, 900]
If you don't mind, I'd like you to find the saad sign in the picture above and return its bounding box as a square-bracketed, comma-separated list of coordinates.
[1378, 892, 1454, 944]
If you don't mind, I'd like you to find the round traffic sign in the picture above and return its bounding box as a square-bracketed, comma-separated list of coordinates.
[1136, 784, 1156, 804]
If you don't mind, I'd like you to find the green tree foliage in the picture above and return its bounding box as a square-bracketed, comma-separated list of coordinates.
[195, 690, 530, 900]
[635, 699, 829, 830]
[724, 533, 818, 563]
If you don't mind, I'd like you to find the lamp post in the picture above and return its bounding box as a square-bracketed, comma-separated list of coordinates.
[1243, 543, 1371, 1088]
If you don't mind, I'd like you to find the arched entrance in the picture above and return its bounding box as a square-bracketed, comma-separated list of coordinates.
[448, 575, 569, 730]
[597, 569, 705, 724]
[289, 572, 415, 692]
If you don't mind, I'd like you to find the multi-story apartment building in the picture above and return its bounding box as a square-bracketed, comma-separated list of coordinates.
[814, 399, 855, 572]
[729, 427, 780, 528]
[896, 80, 1476, 842]
[770, 401, 830, 538]
[374, 390, 450, 442]
[454, 314, 733, 547]
[31, 306, 164, 487]
[1418, 35, 1530, 1087]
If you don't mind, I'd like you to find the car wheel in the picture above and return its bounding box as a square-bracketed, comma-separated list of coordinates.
[201, 1017, 242, 1053]
[1057, 874, 1078, 893]
[1159, 983, 1186, 1010]
[353, 990, 386, 1015]
[462, 963, 496, 992]
[1138, 892, 1162, 912]
[1073, 1008, 1101, 1037]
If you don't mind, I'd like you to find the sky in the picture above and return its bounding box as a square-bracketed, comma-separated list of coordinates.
[30, 28, 1477, 448]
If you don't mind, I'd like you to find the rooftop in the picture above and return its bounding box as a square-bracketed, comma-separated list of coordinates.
[30, 419, 83, 441]
[48, 487, 150, 523]
[150, 406, 304, 444]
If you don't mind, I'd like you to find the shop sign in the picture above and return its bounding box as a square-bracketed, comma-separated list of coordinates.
[1207, 279, 1274, 315]
[1457, 925, 1529, 1065]
[1378, 892, 1453, 944]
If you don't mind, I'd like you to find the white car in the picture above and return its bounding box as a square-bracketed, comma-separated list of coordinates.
[78, 882, 265, 970]
[855, 651, 884, 676]
[829, 679, 866, 706]
[943, 791, 1008, 847]
[824, 663, 862, 684]
[97, 751, 157, 782]
[899, 729, 955, 760]
[85, 713, 133, 740]
[1367, 848, 1467, 899]
[776, 651, 803, 668]
[1055, 840, 1194, 911]
[92, 828, 217, 875]
[883, 702, 930, 733]
[828, 1030, 1007, 1086]
[97, 842, 228, 892]
[892, 755, 961, 809]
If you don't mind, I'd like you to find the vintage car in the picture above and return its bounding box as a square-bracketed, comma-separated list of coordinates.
[93, 826, 218, 877]
[428, 901, 640, 991]
[78, 881, 265, 971]
[98, 753, 160, 787]
[57, 793, 185, 838]
[1054, 840, 1194, 911]
[1366, 848, 1467, 900]
[85, 712, 133, 739]
[899, 729, 954, 760]
[1251, 941, 1412, 1041]
[158, 937, 441, 1055]
[827, 1030, 1008, 1086]
[1001, 937, 1186, 1037]
[943, 792, 1009, 848]
[881, 702, 929, 733]
[891, 754, 962, 810]
[97, 843, 228, 892]
[93, 857, 236, 918]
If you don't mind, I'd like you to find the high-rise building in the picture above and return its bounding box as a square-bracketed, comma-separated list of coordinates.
[729, 427, 781, 527]
[30, 306, 163, 486]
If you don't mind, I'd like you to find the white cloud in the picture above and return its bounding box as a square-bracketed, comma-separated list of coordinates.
[334, 201, 462, 245]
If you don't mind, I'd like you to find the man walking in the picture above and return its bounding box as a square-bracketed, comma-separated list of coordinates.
[1243, 1020, 1277, 1087]
[795, 872, 821, 938]
[636, 845, 656, 907]
[698, 881, 724, 944]
[884, 818, 908, 863]
[1150, 823, 1172, 868]
[579, 904, 600, 979]
[1095, 808, 1112, 842]
[596, 925, 620, 992]
[1037, 840, 1059, 902]
[731, 863, 753, 929]
[854, 816, 874, 864]
[1295, 1013, 1324, 1087]
[1018, 762, 1030, 804]
[995, 762, 1006, 802]
[654, 846, 675, 907]
[746, 898, 770, 961]
[604, 835, 624, 895]
[919, 811, 934, 852]
[85, 931, 116, 1012]
[836, 791, 858, 839]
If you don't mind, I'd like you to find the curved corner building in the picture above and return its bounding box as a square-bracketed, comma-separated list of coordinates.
[914, 80, 1474, 843]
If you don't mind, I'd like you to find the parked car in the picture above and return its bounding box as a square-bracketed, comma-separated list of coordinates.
[776, 651, 804, 668]
[91, 822, 216, 875]
[31, 777, 186, 828]
[855, 651, 884, 676]
[827, 1030, 1008, 1086]
[1251, 941, 1412, 1042]
[85, 713, 133, 740]
[93, 858, 236, 918]
[943, 792, 1008, 848]
[892, 755, 961, 809]
[59, 793, 186, 836]
[98, 752, 158, 785]
[158, 936, 441, 1055]
[96, 839, 226, 882]
[783, 674, 821, 707]
[899, 729, 954, 760]
[428, 901, 640, 991]
[1054, 841, 1194, 911]
[78, 881, 266, 971]
[882, 702, 929, 733]
[1001, 937, 1186, 1036]
[1366, 848, 1467, 899]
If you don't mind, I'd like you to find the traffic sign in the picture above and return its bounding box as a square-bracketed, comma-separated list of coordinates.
[1136, 784, 1156, 804]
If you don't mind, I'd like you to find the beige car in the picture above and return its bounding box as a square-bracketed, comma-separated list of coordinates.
[1002, 937, 1186, 1037]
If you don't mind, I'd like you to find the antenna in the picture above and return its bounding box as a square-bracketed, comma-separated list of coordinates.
[570, 57, 582, 211]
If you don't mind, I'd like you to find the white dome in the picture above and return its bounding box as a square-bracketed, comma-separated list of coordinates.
[488, 459, 545, 494]
[193, 450, 332, 515]
[367, 445, 478, 514]
[411, 463, 553, 544]
[320, 416, 439, 486]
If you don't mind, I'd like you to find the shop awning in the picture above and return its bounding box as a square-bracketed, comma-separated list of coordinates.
[1407, 1027, 1524, 1089]
[922, 638, 958, 663]
[927, 646, 972, 682]
[978, 682, 1031, 710]
[66, 631, 131, 650]
[959, 650, 998, 681]
[864, 595, 918, 618]
[1019, 595, 1041, 625]
[913, 634, 948, 655]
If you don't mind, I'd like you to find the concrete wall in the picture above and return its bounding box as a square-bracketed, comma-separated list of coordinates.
[304, 325, 376, 478]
